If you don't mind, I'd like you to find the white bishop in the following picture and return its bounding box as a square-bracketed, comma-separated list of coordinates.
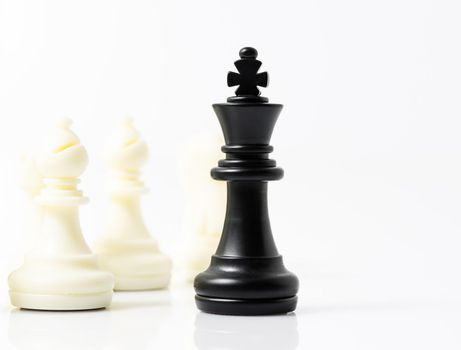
[94, 118, 172, 290]
[8, 118, 114, 310]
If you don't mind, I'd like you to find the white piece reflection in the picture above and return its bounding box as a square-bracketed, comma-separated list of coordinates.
[8, 290, 172, 350]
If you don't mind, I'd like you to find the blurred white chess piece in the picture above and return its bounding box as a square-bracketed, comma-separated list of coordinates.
[17, 154, 44, 252]
[178, 133, 226, 281]
[18, 154, 43, 198]
[8, 118, 114, 310]
[94, 118, 172, 290]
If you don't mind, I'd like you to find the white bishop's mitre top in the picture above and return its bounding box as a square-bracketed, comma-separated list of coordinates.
[104, 117, 149, 192]
[35, 118, 89, 179]
[33, 118, 89, 204]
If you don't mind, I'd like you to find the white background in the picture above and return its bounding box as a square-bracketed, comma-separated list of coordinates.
[1, 0, 461, 349]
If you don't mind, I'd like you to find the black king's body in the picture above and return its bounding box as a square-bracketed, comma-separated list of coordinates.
[194, 47, 299, 315]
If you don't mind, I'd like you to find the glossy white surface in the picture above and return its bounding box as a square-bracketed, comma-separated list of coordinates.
[1, 276, 460, 349]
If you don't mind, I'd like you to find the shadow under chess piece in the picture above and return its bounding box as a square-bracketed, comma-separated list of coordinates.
[194, 47, 299, 315]
[8, 118, 114, 310]
[94, 118, 172, 290]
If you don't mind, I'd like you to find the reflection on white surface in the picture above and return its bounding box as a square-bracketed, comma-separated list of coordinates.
[9, 308, 111, 350]
[194, 312, 299, 350]
[8, 290, 172, 350]
[5, 282, 461, 349]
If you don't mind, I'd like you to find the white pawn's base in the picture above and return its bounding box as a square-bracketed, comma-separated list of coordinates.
[95, 238, 172, 291]
[9, 291, 113, 311]
[185, 235, 220, 281]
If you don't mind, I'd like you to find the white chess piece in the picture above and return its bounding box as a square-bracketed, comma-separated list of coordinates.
[94, 118, 172, 290]
[17, 155, 44, 252]
[179, 133, 226, 281]
[8, 118, 114, 310]
[18, 154, 43, 198]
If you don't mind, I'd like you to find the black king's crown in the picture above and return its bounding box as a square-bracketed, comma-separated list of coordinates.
[227, 47, 269, 103]
[193, 47, 299, 316]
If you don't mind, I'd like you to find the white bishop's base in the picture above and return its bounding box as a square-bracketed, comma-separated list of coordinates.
[9, 291, 113, 311]
[96, 238, 172, 291]
[9, 255, 114, 311]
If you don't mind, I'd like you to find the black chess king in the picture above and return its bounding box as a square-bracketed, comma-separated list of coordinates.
[194, 47, 299, 315]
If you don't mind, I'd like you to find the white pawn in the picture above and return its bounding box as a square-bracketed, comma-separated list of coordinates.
[179, 133, 226, 281]
[8, 118, 114, 310]
[94, 118, 172, 290]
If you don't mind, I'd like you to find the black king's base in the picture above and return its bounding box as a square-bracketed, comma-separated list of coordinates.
[194, 97, 299, 315]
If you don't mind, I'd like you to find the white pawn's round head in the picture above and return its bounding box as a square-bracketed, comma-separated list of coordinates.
[104, 117, 149, 173]
[35, 118, 89, 178]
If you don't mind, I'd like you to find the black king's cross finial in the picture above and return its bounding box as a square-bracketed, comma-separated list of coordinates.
[227, 47, 269, 103]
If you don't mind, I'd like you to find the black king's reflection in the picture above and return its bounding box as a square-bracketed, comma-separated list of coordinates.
[194, 312, 299, 350]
